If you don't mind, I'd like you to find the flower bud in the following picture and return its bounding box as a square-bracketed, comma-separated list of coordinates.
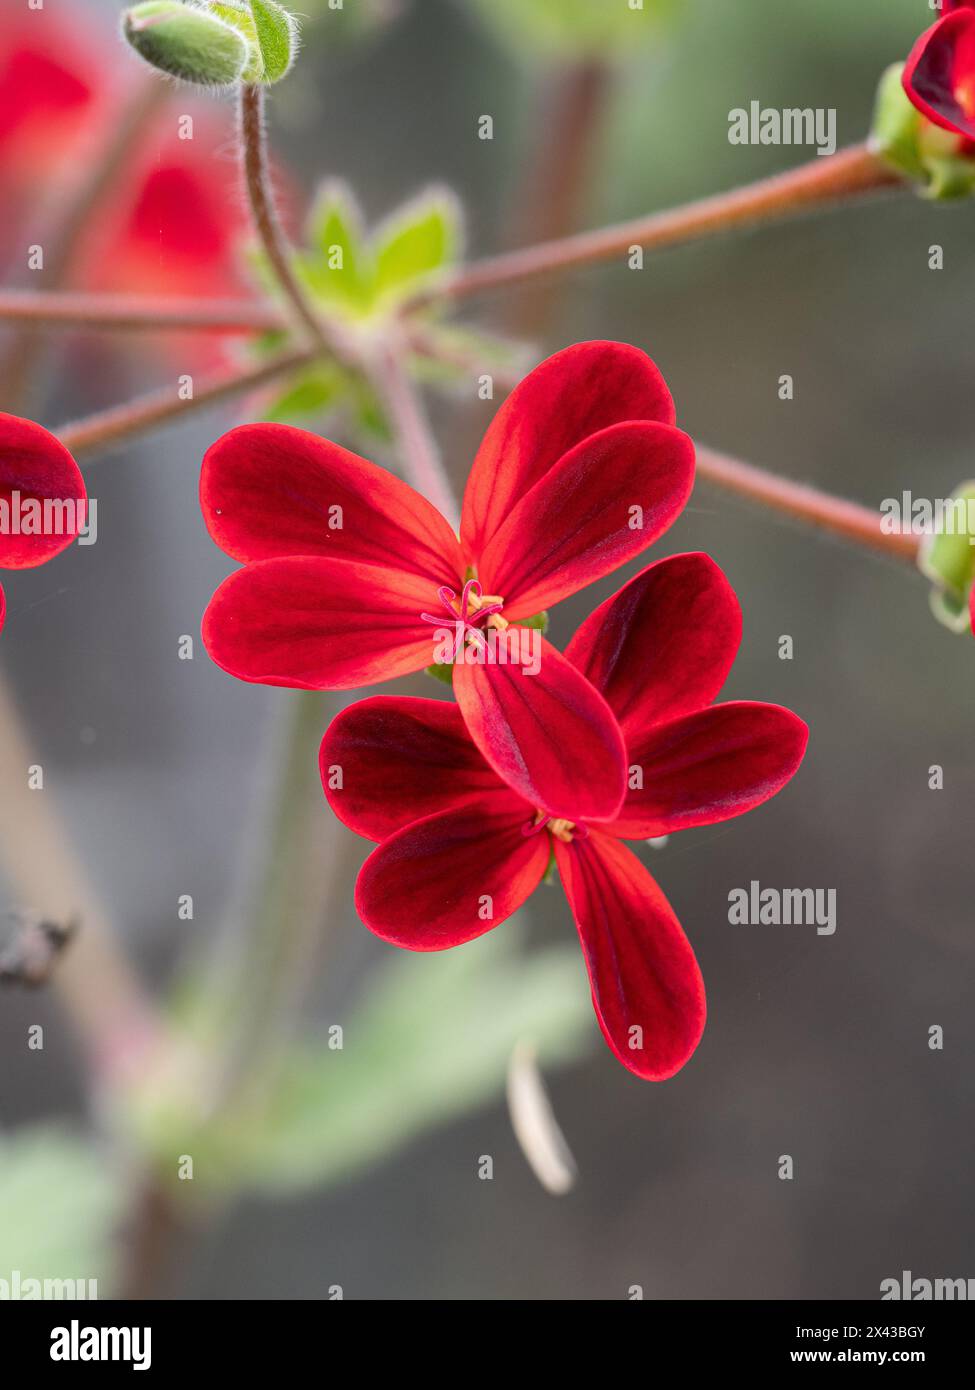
[870, 62, 975, 200]
[122, 2, 250, 88]
[918, 481, 975, 632]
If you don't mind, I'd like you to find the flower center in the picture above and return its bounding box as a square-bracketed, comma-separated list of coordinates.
[420, 578, 507, 650]
[522, 810, 588, 844]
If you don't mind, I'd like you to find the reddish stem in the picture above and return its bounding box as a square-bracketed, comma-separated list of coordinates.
[57, 348, 314, 458]
[417, 144, 902, 306]
[694, 443, 920, 563]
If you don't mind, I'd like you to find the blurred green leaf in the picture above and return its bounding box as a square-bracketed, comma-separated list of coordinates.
[373, 191, 462, 303]
[299, 183, 370, 312]
[246, 927, 593, 1194]
[263, 364, 346, 422]
[0, 1127, 121, 1289]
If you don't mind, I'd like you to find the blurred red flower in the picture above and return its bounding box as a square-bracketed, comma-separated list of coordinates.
[200, 341, 695, 823]
[903, 1, 975, 140]
[0, 414, 87, 635]
[320, 553, 808, 1081]
[0, 4, 246, 303]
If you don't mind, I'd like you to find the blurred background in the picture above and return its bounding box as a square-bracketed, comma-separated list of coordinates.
[1, 0, 974, 1300]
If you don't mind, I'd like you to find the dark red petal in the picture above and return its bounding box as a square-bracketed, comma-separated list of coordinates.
[202, 556, 436, 689]
[478, 422, 694, 620]
[453, 633, 627, 822]
[611, 701, 808, 839]
[355, 799, 548, 949]
[565, 553, 742, 737]
[903, 11, 975, 139]
[555, 832, 705, 1081]
[320, 695, 513, 842]
[201, 422, 463, 584]
[0, 413, 86, 569]
[461, 341, 676, 562]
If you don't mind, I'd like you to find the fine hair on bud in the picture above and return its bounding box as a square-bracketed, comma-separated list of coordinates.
[121, 1, 252, 89]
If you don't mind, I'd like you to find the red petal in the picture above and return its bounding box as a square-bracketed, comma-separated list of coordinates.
[202, 556, 437, 689]
[477, 422, 694, 619]
[461, 341, 676, 563]
[612, 701, 808, 839]
[565, 553, 742, 738]
[320, 695, 513, 842]
[355, 799, 548, 949]
[201, 422, 463, 584]
[453, 633, 627, 822]
[0, 413, 86, 569]
[555, 832, 705, 1081]
[903, 11, 975, 139]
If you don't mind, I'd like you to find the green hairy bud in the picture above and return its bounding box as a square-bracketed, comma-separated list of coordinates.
[122, 2, 251, 88]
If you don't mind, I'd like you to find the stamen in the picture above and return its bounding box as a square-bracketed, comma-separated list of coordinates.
[521, 812, 587, 843]
[420, 579, 505, 643]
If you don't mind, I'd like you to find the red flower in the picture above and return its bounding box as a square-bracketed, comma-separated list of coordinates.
[0, 414, 87, 636]
[319, 553, 808, 1080]
[903, 2, 975, 139]
[201, 341, 695, 822]
[75, 114, 248, 303]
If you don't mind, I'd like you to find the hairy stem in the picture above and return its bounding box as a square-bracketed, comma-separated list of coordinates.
[0, 290, 285, 335]
[239, 84, 353, 360]
[694, 443, 920, 563]
[416, 143, 902, 306]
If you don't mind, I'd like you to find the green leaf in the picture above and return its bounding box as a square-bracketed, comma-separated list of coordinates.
[249, 0, 299, 83]
[122, 2, 250, 87]
[246, 928, 593, 1194]
[372, 189, 462, 302]
[0, 1127, 122, 1290]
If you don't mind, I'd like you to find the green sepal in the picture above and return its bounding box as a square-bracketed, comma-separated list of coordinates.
[209, 3, 263, 82]
[424, 663, 456, 687]
[121, 1, 250, 87]
[249, 0, 299, 83]
[517, 610, 549, 633]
